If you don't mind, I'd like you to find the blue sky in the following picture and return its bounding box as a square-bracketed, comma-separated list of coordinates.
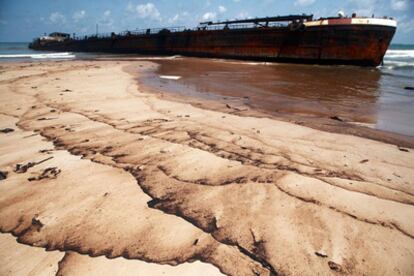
[0, 0, 413, 43]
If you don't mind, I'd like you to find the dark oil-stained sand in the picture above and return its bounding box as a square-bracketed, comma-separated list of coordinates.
[0, 234, 222, 276]
[136, 57, 414, 146]
[0, 60, 413, 275]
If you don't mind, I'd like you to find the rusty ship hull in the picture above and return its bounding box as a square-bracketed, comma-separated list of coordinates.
[29, 15, 397, 66]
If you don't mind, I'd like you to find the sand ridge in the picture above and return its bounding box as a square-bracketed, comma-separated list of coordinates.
[0, 60, 413, 275]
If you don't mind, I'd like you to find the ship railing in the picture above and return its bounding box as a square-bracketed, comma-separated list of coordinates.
[94, 33, 113, 39]
[71, 33, 115, 40]
[118, 26, 187, 36]
[67, 21, 288, 42]
[196, 22, 287, 31]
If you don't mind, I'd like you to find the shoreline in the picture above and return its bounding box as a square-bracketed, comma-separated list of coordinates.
[0, 59, 413, 275]
[129, 58, 414, 148]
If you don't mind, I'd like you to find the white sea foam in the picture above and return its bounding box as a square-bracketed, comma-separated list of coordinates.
[385, 50, 414, 59]
[159, 75, 181, 80]
[383, 49, 414, 71]
[212, 59, 270, 66]
[383, 60, 412, 67]
[0, 52, 75, 59]
[131, 55, 181, 60]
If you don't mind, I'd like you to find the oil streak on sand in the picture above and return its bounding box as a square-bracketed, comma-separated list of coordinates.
[0, 60, 413, 276]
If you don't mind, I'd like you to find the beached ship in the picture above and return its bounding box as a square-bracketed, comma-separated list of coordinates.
[29, 13, 397, 66]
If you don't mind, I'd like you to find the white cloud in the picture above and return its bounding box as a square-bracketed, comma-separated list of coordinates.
[294, 0, 316, 6]
[202, 12, 216, 21]
[218, 5, 227, 13]
[99, 10, 114, 27]
[78, 27, 89, 34]
[73, 10, 86, 22]
[391, 0, 409, 11]
[236, 11, 250, 19]
[168, 11, 189, 24]
[126, 2, 135, 12]
[49, 12, 66, 24]
[397, 17, 414, 33]
[130, 3, 161, 21]
[169, 14, 180, 23]
[347, 0, 377, 16]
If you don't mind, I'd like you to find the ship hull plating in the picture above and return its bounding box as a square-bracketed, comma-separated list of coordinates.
[29, 24, 396, 66]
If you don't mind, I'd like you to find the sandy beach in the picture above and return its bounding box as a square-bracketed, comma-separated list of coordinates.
[0, 60, 413, 275]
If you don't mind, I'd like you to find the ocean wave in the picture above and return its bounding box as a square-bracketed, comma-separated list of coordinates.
[382, 60, 414, 70]
[383, 60, 413, 66]
[385, 50, 414, 59]
[0, 52, 75, 59]
[0, 47, 27, 51]
[383, 49, 414, 72]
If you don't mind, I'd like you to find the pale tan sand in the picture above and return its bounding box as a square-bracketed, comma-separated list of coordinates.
[0, 234, 63, 275]
[0, 60, 413, 275]
[0, 233, 222, 276]
[57, 251, 223, 276]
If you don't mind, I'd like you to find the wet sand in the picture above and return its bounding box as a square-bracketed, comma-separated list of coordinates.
[0, 60, 413, 275]
[139, 57, 414, 140]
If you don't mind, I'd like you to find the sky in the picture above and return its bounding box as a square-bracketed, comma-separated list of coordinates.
[0, 0, 413, 44]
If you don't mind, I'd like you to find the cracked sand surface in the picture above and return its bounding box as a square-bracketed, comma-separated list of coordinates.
[0, 61, 413, 275]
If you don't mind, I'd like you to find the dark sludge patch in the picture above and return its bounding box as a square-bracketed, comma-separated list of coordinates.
[0, 171, 8, 181]
[236, 244, 278, 276]
[398, 146, 409, 152]
[14, 156, 54, 173]
[0, 128, 15, 133]
[14, 162, 37, 173]
[329, 116, 344, 122]
[328, 261, 343, 272]
[147, 198, 162, 208]
[31, 215, 44, 232]
[28, 167, 61, 182]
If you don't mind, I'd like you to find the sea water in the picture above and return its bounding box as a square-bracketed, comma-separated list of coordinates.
[376, 44, 414, 136]
[0, 42, 76, 61]
[140, 44, 414, 136]
[1, 42, 413, 72]
[1, 42, 413, 136]
[383, 44, 414, 78]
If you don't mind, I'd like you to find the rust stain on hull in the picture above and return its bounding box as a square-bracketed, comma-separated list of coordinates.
[30, 25, 396, 67]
